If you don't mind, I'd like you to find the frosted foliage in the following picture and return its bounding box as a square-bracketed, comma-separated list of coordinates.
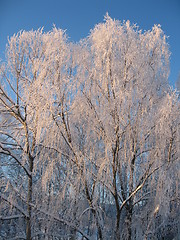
[0, 16, 179, 240]
[89, 16, 169, 95]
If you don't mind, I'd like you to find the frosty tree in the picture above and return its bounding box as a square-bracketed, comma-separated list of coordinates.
[0, 15, 179, 240]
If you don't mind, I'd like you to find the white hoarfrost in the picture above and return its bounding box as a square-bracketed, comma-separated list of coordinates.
[0, 16, 179, 240]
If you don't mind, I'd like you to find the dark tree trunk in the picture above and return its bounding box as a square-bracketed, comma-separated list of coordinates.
[26, 155, 34, 240]
[126, 205, 133, 240]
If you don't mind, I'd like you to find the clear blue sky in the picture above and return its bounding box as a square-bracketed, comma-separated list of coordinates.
[0, 0, 180, 86]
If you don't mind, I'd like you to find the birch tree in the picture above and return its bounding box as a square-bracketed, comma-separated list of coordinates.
[0, 15, 179, 240]
[0, 28, 89, 240]
[75, 15, 179, 239]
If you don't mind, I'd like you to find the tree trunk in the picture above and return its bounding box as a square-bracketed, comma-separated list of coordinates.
[92, 209, 103, 240]
[26, 175, 32, 240]
[26, 156, 33, 240]
[126, 206, 133, 240]
[115, 203, 121, 240]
